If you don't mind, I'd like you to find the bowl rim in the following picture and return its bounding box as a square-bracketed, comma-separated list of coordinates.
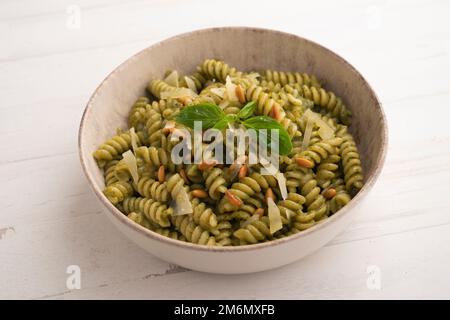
[78, 26, 388, 252]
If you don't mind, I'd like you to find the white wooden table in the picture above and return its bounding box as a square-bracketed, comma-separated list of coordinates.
[1, 0, 449, 299]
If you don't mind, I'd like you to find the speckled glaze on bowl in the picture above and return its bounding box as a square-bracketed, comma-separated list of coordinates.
[79, 27, 387, 274]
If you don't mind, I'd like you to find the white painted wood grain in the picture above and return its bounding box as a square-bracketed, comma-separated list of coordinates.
[1, 0, 450, 299]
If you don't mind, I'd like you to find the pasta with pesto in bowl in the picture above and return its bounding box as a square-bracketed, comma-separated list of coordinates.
[93, 58, 364, 247]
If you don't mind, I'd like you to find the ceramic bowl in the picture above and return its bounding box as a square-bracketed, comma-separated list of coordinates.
[79, 27, 387, 274]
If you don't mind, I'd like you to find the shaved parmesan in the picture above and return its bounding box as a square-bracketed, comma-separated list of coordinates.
[225, 76, 238, 102]
[268, 197, 282, 234]
[122, 150, 139, 184]
[164, 70, 179, 87]
[246, 72, 260, 82]
[303, 109, 318, 121]
[275, 172, 288, 200]
[241, 214, 260, 228]
[160, 88, 197, 99]
[184, 76, 197, 93]
[171, 186, 193, 216]
[210, 87, 226, 98]
[218, 100, 229, 109]
[318, 122, 334, 140]
[303, 109, 334, 141]
[130, 127, 139, 152]
[302, 116, 314, 151]
[284, 208, 295, 222]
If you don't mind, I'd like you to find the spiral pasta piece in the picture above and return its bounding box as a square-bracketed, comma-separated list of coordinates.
[248, 171, 278, 191]
[200, 59, 240, 82]
[292, 211, 316, 231]
[154, 227, 186, 241]
[217, 202, 255, 220]
[190, 196, 218, 230]
[147, 79, 177, 99]
[171, 215, 216, 246]
[145, 110, 164, 147]
[260, 80, 283, 93]
[336, 125, 364, 193]
[103, 181, 133, 205]
[113, 158, 133, 182]
[277, 192, 306, 219]
[290, 84, 352, 125]
[299, 173, 329, 220]
[233, 217, 271, 244]
[184, 164, 203, 183]
[328, 179, 352, 213]
[135, 174, 169, 202]
[123, 196, 173, 228]
[227, 176, 262, 204]
[246, 84, 280, 117]
[135, 146, 175, 172]
[316, 154, 341, 188]
[296, 137, 343, 167]
[94, 131, 138, 167]
[166, 173, 186, 199]
[128, 97, 150, 130]
[148, 99, 183, 120]
[263, 70, 321, 88]
[203, 167, 227, 200]
[284, 163, 308, 192]
[127, 211, 154, 230]
[212, 221, 233, 246]
[104, 160, 120, 186]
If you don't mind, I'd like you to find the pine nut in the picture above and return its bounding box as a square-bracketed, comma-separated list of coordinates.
[157, 165, 165, 183]
[192, 189, 208, 198]
[323, 188, 337, 200]
[295, 157, 314, 168]
[225, 190, 242, 206]
[235, 85, 246, 104]
[238, 165, 248, 179]
[265, 188, 275, 203]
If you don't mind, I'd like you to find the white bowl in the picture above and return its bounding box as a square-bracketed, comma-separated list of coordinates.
[79, 27, 387, 274]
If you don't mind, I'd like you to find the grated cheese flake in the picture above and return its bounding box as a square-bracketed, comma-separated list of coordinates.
[171, 186, 193, 216]
[122, 150, 139, 184]
[268, 197, 283, 234]
[164, 70, 179, 87]
[184, 76, 197, 93]
[225, 76, 238, 102]
[160, 88, 197, 99]
[210, 87, 226, 98]
[275, 172, 288, 200]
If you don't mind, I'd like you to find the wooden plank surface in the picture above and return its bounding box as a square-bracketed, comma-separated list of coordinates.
[1, 0, 449, 299]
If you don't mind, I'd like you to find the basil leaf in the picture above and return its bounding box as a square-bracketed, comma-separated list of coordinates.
[213, 115, 237, 130]
[175, 103, 225, 129]
[242, 116, 292, 155]
[237, 101, 256, 120]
